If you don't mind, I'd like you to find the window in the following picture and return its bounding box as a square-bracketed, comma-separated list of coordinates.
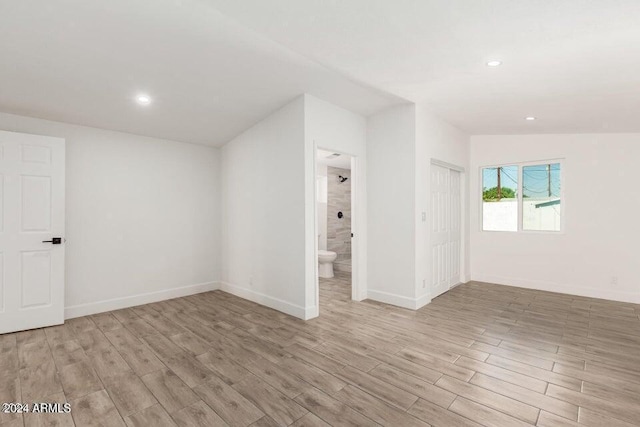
[482, 161, 562, 232]
[482, 165, 519, 231]
[523, 163, 561, 231]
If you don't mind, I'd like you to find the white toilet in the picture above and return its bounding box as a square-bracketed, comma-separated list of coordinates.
[318, 249, 338, 278]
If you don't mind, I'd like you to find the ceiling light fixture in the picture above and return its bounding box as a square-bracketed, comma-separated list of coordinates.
[135, 94, 152, 105]
[525, 116, 536, 121]
[486, 60, 502, 67]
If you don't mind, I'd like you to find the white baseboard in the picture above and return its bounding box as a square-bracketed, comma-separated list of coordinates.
[304, 305, 319, 320]
[353, 291, 367, 302]
[218, 282, 310, 319]
[415, 293, 431, 309]
[65, 281, 220, 319]
[471, 274, 640, 304]
[367, 289, 431, 310]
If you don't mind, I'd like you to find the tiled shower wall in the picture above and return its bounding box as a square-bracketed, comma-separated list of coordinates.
[327, 166, 351, 262]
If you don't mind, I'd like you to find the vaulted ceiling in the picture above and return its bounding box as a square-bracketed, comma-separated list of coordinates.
[2, 0, 639, 145]
[0, 0, 402, 146]
[207, 0, 640, 135]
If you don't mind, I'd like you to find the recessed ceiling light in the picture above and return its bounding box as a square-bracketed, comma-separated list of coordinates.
[486, 60, 502, 67]
[525, 116, 536, 121]
[135, 94, 152, 105]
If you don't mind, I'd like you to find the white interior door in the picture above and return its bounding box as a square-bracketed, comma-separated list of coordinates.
[0, 130, 65, 334]
[431, 164, 450, 298]
[431, 164, 462, 298]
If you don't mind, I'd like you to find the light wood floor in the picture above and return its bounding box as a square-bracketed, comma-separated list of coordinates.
[2, 275, 640, 427]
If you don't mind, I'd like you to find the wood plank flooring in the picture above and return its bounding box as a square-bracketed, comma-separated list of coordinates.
[1, 273, 640, 426]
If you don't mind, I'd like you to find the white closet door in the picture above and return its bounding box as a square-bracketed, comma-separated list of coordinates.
[430, 164, 450, 298]
[0, 130, 65, 334]
[449, 169, 461, 287]
[431, 164, 462, 298]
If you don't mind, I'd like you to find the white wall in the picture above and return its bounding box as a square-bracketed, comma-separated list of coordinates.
[224, 96, 471, 317]
[0, 112, 221, 317]
[416, 105, 470, 304]
[220, 96, 309, 318]
[366, 104, 470, 309]
[366, 104, 417, 307]
[470, 134, 640, 304]
[316, 163, 328, 251]
[0, 96, 472, 323]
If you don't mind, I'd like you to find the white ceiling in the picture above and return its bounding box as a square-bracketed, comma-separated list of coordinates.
[206, 0, 640, 134]
[317, 149, 351, 169]
[2, 1, 640, 144]
[0, 0, 402, 146]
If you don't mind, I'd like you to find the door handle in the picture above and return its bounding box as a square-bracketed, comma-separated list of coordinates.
[42, 237, 63, 244]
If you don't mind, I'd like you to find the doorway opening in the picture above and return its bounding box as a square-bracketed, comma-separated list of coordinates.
[430, 160, 464, 298]
[315, 148, 355, 308]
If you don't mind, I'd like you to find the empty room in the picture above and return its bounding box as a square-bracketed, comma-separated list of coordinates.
[1, 1, 639, 426]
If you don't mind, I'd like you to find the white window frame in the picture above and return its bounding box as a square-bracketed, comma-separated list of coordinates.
[480, 158, 565, 233]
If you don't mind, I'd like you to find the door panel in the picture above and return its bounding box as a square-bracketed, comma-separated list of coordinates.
[431, 165, 462, 299]
[22, 175, 52, 231]
[22, 144, 52, 164]
[21, 250, 52, 308]
[449, 170, 461, 286]
[0, 253, 4, 312]
[430, 164, 450, 298]
[0, 174, 3, 232]
[0, 130, 65, 334]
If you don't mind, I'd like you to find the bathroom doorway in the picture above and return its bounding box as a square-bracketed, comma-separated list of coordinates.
[315, 148, 355, 307]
